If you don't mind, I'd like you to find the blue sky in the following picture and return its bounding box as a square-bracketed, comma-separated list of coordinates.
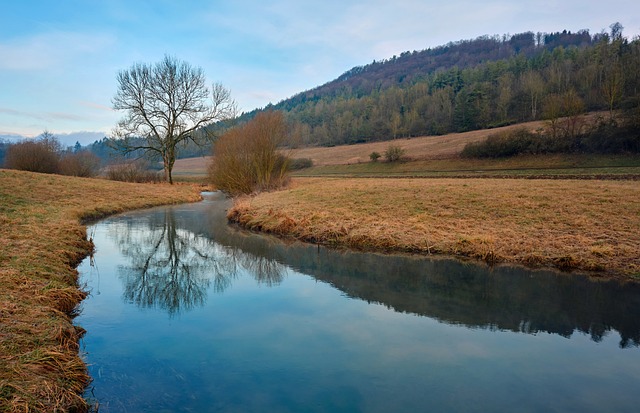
[1, 0, 638, 145]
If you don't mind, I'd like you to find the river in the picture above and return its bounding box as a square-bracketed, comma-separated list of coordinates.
[76, 192, 640, 412]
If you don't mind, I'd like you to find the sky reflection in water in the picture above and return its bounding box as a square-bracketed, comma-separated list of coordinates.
[76, 192, 640, 413]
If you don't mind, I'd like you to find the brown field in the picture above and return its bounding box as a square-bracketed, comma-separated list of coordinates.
[288, 121, 550, 165]
[172, 120, 549, 176]
[172, 155, 211, 178]
[229, 177, 640, 279]
[0, 170, 201, 412]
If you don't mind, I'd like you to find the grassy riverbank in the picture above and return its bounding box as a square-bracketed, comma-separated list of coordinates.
[0, 169, 201, 412]
[229, 177, 640, 280]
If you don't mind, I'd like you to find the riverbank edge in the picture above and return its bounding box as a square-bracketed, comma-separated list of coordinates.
[0, 170, 202, 413]
[227, 206, 635, 283]
[226, 178, 640, 283]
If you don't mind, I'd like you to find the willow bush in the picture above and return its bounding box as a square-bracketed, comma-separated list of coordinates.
[209, 111, 290, 195]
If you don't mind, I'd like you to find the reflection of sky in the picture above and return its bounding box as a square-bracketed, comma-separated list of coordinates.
[76, 207, 640, 413]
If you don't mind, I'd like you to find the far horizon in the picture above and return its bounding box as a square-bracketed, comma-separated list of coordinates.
[0, 131, 106, 146]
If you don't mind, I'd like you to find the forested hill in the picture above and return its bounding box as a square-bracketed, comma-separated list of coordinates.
[234, 25, 639, 147]
[280, 30, 593, 108]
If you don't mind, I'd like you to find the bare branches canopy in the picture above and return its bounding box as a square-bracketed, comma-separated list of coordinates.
[112, 55, 237, 183]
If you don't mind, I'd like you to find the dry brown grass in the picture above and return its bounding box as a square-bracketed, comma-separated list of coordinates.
[229, 177, 640, 279]
[172, 121, 549, 175]
[0, 169, 201, 412]
[173, 156, 211, 177]
[289, 121, 550, 165]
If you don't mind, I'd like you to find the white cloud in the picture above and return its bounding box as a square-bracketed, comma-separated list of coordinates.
[79, 101, 115, 113]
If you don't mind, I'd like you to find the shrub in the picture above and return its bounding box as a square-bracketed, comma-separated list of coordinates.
[369, 151, 381, 162]
[580, 119, 640, 153]
[4, 133, 61, 173]
[209, 111, 290, 195]
[462, 128, 542, 158]
[384, 145, 405, 162]
[288, 157, 313, 170]
[106, 160, 162, 183]
[59, 151, 102, 177]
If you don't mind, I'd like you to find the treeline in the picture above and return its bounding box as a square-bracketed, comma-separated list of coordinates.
[241, 25, 639, 147]
[462, 117, 640, 158]
[1, 132, 102, 177]
[86, 135, 211, 163]
[0, 135, 211, 172]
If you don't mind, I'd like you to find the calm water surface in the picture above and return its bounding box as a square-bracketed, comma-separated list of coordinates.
[76, 192, 640, 412]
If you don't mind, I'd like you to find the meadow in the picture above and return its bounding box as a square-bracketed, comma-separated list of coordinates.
[180, 120, 639, 279]
[229, 177, 640, 279]
[0, 170, 200, 412]
[172, 120, 552, 177]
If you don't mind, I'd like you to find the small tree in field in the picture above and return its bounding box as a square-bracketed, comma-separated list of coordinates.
[209, 111, 290, 195]
[369, 151, 381, 162]
[384, 145, 405, 162]
[112, 55, 236, 184]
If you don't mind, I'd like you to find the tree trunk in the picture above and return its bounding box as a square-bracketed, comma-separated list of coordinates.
[163, 155, 174, 184]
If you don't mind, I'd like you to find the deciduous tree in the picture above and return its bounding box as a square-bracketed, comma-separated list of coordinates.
[520, 70, 545, 119]
[112, 55, 236, 183]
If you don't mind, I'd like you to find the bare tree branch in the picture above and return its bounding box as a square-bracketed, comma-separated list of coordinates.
[112, 55, 237, 183]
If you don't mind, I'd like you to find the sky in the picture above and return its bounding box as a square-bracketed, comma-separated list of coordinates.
[1, 0, 639, 145]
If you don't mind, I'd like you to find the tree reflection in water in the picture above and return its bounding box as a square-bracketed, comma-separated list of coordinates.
[109, 209, 286, 316]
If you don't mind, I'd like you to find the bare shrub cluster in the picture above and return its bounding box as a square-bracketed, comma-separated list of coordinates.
[461, 128, 545, 158]
[59, 151, 102, 177]
[4, 133, 102, 177]
[105, 160, 163, 183]
[462, 113, 640, 158]
[4, 134, 61, 173]
[209, 111, 291, 195]
[288, 157, 313, 170]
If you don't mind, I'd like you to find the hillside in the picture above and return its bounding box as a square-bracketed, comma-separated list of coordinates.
[226, 25, 639, 149]
[286, 120, 547, 166]
[75, 25, 639, 166]
[173, 122, 543, 175]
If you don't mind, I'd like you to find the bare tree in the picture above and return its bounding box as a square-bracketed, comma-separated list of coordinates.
[602, 61, 624, 119]
[112, 55, 237, 183]
[520, 70, 545, 120]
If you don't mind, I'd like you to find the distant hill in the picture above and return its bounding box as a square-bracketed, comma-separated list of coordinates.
[1, 131, 106, 146]
[229, 25, 638, 147]
[0, 134, 25, 142]
[278, 30, 592, 107]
